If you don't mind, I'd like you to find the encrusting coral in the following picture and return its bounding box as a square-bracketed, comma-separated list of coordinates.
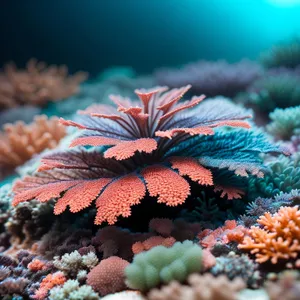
[11, 85, 285, 225]
[147, 273, 246, 300]
[125, 241, 203, 291]
[239, 206, 300, 265]
[0, 59, 87, 110]
[0, 115, 67, 176]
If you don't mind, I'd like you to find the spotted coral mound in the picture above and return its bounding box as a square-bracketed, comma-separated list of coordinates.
[86, 256, 129, 296]
[125, 241, 203, 291]
[11, 86, 285, 225]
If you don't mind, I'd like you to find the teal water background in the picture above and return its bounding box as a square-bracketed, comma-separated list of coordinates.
[0, 0, 300, 74]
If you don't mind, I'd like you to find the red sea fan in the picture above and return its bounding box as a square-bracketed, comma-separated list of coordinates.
[12, 86, 284, 225]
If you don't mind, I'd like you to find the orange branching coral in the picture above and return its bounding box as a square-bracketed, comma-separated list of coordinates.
[0, 115, 66, 172]
[239, 206, 300, 264]
[12, 86, 284, 225]
[199, 220, 248, 249]
[0, 59, 87, 110]
[132, 236, 176, 254]
[27, 259, 46, 272]
[33, 271, 66, 300]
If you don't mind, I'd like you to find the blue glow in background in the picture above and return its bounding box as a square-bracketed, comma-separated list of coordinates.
[0, 0, 300, 75]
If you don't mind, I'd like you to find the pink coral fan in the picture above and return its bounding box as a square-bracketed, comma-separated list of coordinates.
[86, 256, 129, 296]
[12, 86, 283, 225]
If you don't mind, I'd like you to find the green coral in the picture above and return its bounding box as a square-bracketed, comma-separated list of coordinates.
[267, 106, 300, 140]
[49, 280, 100, 300]
[125, 241, 203, 291]
[248, 74, 300, 113]
[249, 155, 300, 200]
[261, 39, 300, 69]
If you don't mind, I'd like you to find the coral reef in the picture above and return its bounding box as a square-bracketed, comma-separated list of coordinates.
[0, 53, 298, 300]
[0, 59, 87, 110]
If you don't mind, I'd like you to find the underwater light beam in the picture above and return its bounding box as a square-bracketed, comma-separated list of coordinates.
[267, 0, 300, 7]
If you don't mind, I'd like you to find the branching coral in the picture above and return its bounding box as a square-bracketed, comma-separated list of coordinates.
[0, 59, 87, 110]
[49, 279, 100, 300]
[239, 206, 300, 264]
[249, 155, 300, 200]
[267, 106, 300, 140]
[53, 250, 98, 278]
[147, 273, 246, 300]
[261, 39, 300, 69]
[155, 60, 262, 97]
[0, 115, 67, 176]
[125, 241, 203, 291]
[11, 86, 284, 225]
